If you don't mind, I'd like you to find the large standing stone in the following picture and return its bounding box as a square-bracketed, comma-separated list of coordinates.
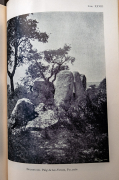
[54, 70, 74, 108]
[31, 79, 55, 106]
[10, 98, 37, 128]
[80, 74, 86, 90]
[73, 72, 86, 103]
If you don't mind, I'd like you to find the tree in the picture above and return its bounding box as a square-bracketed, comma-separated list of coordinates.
[26, 44, 75, 84]
[7, 14, 49, 93]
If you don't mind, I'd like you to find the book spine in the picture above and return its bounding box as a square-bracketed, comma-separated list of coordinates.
[0, 0, 8, 6]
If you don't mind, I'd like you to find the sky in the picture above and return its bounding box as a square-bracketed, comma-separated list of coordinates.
[8, 12, 106, 86]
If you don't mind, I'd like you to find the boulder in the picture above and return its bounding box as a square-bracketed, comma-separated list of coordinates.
[54, 70, 74, 108]
[10, 98, 38, 128]
[80, 74, 86, 90]
[35, 103, 46, 113]
[26, 109, 58, 129]
[31, 79, 54, 106]
[73, 72, 86, 103]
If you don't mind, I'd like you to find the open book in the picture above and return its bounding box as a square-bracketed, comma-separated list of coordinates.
[1, 0, 119, 179]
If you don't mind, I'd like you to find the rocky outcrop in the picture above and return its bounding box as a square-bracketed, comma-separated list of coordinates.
[73, 72, 86, 103]
[80, 74, 86, 90]
[54, 70, 86, 108]
[9, 71, 87, 129]
[31, 79, 55, 106]
[54, 70, 74, 108]
[26, 103, 58, 129]
[10, 98, 38, 128]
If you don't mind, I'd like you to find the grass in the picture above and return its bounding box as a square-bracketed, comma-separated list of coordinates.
[8, 121, 109, 164]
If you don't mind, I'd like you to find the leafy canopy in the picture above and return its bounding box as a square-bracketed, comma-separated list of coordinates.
[7, 14, 49, 92]
[26, 44, 75, 83]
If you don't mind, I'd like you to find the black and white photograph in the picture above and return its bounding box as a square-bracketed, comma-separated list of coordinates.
[7, 12, 109, 164]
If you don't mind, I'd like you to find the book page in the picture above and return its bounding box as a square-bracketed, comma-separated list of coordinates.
[0, 2, 7, 180]
[7, 0, 119, 180]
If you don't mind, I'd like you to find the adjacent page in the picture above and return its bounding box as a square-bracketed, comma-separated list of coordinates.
[7, 0, 119, 180]
[0, 0, 7, 6]
[0, 1, 7, 180]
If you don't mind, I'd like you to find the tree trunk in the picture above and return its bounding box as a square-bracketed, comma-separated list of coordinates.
[10, 76, 14, 94]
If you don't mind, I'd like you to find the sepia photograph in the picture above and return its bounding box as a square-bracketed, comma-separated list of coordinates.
[7, 12, 109, 164]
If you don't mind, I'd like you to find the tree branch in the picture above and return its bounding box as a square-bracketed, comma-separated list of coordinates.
[52, 64, 61, 83]
[18, 38, 28, 46]
[35, 60, 46, 81]
[12, 45, 18, 77]
[47, 64, 55, 81]
[7, 69, 12, 78]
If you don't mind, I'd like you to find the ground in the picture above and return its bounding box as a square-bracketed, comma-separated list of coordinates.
[8, 122, 109, 164]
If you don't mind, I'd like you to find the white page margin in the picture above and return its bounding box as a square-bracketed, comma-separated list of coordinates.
[7, 0, 119, 180]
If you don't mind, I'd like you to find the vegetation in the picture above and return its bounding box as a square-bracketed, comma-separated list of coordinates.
[8, 124, 109, 164]
[7, 14, 108, 164]
[21, 44, 75, 91]
[8, 78, 109, 164]
[7, 14, 49, 93]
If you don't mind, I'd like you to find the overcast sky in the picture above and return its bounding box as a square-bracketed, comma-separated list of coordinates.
[8, 12, 106, 86]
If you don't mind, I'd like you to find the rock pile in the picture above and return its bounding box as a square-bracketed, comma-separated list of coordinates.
[26, 103, 58, 129]
[9, 70, 87, 130]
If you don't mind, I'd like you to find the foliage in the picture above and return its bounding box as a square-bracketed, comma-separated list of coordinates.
[83, 78, 107, 132]
[57, 78, 108, 133]
[7, 14, 49, 93]
[8, 78, 109, 164]
[24, 44, 75, 86]
[8, 121, 109, 163]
